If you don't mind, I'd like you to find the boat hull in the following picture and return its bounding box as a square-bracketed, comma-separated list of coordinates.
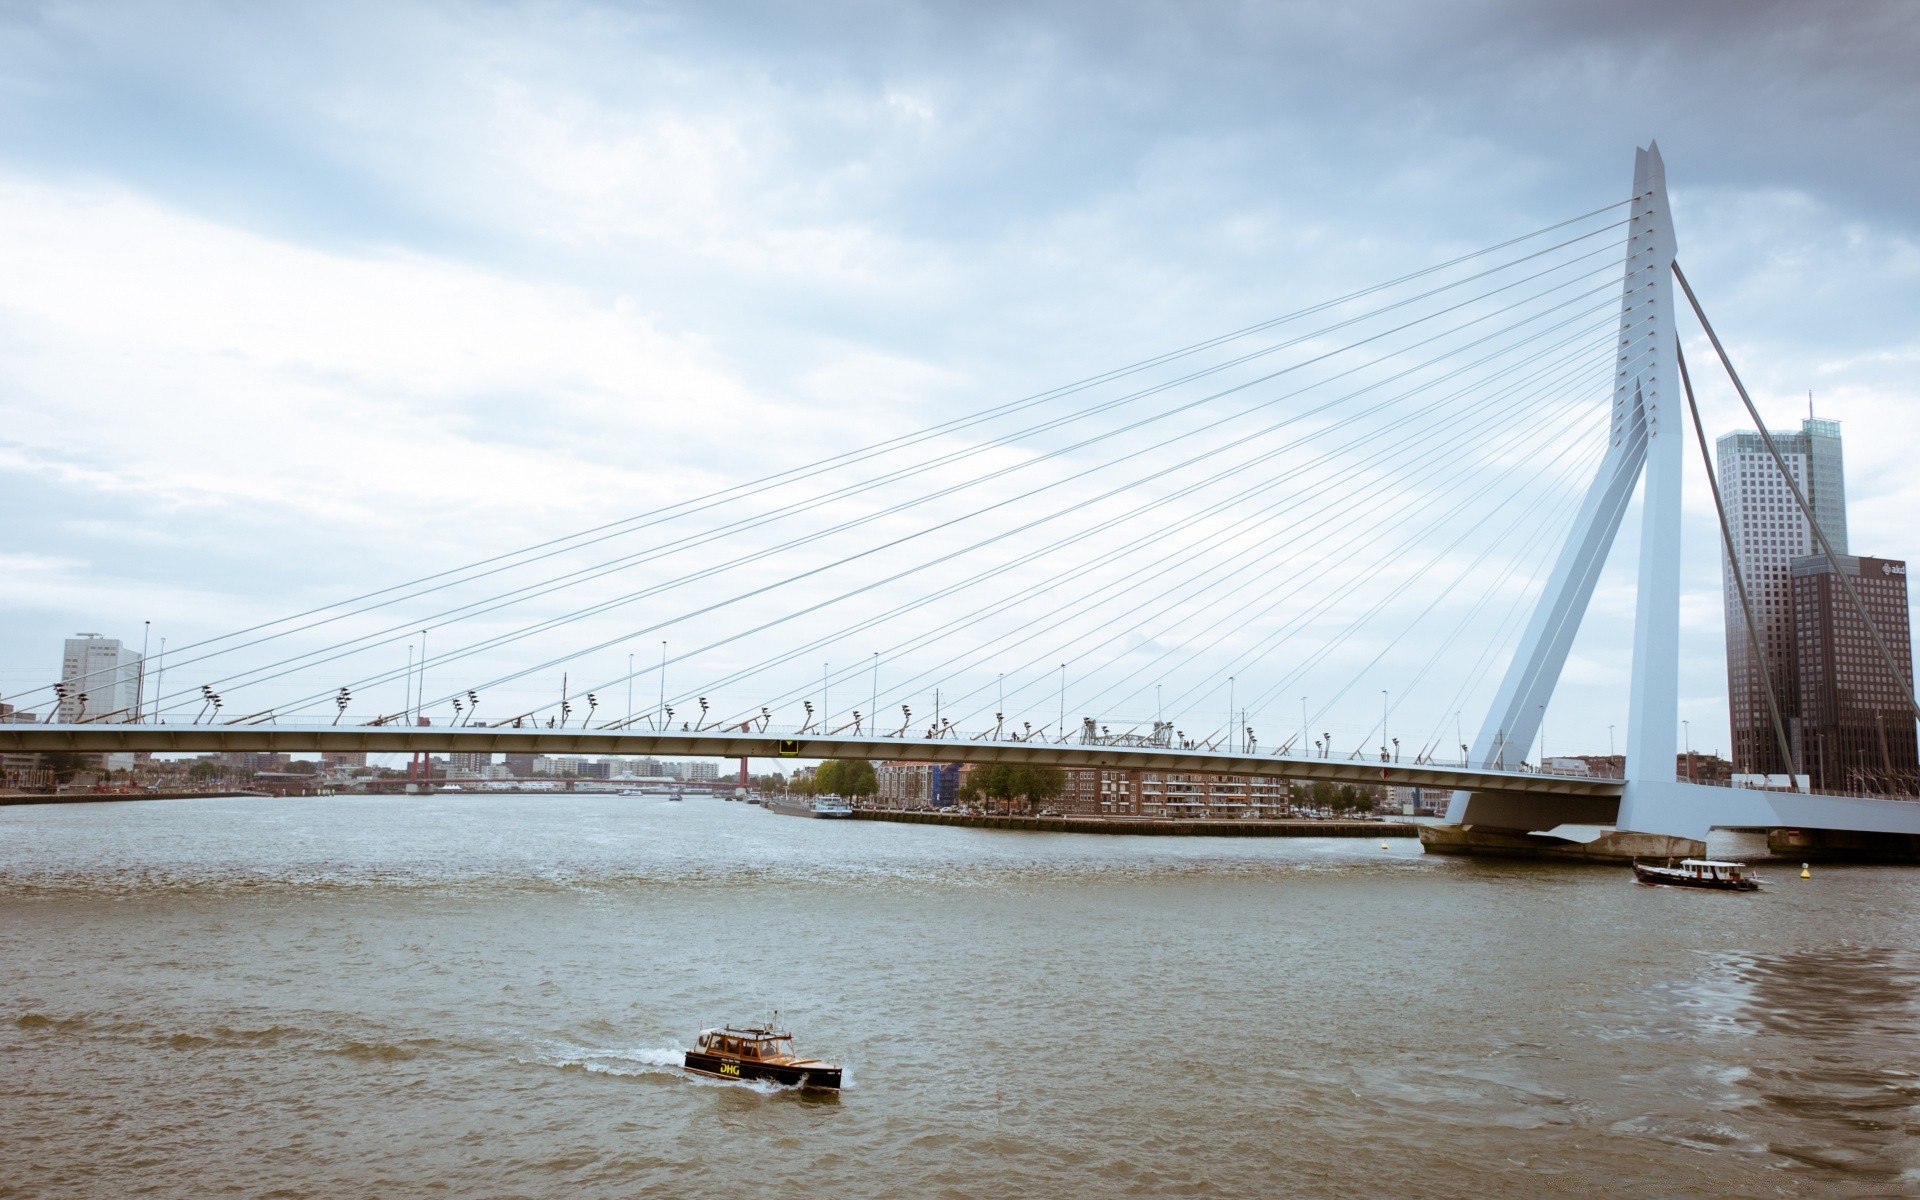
[683, 1051, 842, 1090]
[1631, 863, 1760, 891]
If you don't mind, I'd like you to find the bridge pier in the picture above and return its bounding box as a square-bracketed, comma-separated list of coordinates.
[1417, 823, 1701, 863]
[1768, 827, 1920, 863]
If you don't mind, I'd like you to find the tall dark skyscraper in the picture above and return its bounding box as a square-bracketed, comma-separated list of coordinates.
[1791, 555, 1917, 793]
[1717, 419, 1849, 776]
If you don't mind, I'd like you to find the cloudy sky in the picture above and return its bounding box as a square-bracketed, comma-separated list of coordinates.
[1, 0, 1916, 761]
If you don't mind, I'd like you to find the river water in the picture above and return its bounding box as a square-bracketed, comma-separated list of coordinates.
[2, 794, 1917, 1198]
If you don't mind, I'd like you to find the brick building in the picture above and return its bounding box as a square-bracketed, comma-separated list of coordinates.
[1791, 554, 1916, 793]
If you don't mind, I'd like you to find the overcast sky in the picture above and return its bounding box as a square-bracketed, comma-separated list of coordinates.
[2, 0, 1916, 761]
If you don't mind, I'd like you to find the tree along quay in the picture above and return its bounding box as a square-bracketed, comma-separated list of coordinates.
[849, 810, 1417, 837]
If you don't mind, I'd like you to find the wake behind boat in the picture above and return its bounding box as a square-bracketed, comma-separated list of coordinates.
[1632, 858, 1762, 890]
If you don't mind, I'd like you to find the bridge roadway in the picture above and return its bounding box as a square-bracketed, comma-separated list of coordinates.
[14, 724, 1920, 842]
[2, 723, 1615, 800]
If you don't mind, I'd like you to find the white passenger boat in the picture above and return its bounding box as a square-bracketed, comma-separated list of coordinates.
[1632, 858, 1762, 891]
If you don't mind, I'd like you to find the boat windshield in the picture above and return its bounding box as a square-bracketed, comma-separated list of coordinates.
[763, 1038, 793, 1058]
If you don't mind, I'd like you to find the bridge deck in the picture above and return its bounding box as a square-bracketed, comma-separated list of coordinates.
[1, 724, 1620, 798]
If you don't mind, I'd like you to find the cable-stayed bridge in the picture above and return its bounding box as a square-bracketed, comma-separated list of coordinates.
[8, 143, 1919, 858]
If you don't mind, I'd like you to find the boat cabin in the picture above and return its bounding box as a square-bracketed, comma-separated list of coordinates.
[1680, 859, 1748, 882]
[696, 1026, 797, 1062]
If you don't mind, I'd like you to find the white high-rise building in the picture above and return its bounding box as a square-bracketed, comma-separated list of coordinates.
[1716, 418, 1848, 775]
[58, 634, 144, 724]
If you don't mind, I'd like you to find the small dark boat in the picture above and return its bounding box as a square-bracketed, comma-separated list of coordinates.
[1632, 858, 1762, 891]
[684, 1023, 841, 1090]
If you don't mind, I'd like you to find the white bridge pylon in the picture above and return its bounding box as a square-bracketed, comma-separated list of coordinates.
[1443, 140, 1689, 837]
[1445, 143, 1739, 843]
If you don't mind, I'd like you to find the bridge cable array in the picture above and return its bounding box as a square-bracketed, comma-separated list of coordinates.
[41, 198, 1652, 761]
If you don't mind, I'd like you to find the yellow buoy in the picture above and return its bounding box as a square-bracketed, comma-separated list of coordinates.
[1800, 862, 1811, 879]
[1381, 841, 1390, 850]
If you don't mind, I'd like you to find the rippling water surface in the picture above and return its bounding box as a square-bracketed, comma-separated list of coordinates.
[3, 794, 1918, 1198]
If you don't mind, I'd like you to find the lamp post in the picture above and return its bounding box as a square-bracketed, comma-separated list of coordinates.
[137, 620, 150, 723]
[1057, 664, 1066, 742]
[152, 638, 167, 724]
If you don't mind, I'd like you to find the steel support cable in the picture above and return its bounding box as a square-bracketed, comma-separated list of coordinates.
[1346, 321, 1666, 762]
[1017, 397, 1612, 732]
[451, 297, 1634, 727]
[149, 227, 1635, 709]
[1203, 434, 1604, 760]
[720, 349, 1610, 738]
[1255, 479, 1594, 759]
[1381, 336, 1666, 763]
[1407, 423, 1638, 766]
[1409, 456, 1626, 763]
[1328, 479, 1602, 761]
[148, 258, 1632, 722]
[1286, 408, 1621, 752]
[207, 281, 1632, 723]
[1674, 261, 1920, 725]
[154, 245, 1634, 720]
[405, 294, 1626, 732]
[98, 205, 1636, 694]
[1297, 416, 1628, 756]
[1679, 341, 1802, 788]
[853, 342, 1620, 733]
[1404, 522, 1573, 761]
[959, 434, 1600, 748]
[954, 377, 1614, 735]
[1274, 355, 1651, 748]
[1139, 396, 1614, 728]
[702, 315, 1622, 710]
[1059, 332, 1628, 725]
[228, 303, 1620, 733]
[901, 393, 1598, 741]
[1278, 436, 1608, 754]
[709, 334, 1620, 729]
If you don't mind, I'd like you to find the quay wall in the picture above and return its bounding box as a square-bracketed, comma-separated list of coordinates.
[849, 809, 1416, 837]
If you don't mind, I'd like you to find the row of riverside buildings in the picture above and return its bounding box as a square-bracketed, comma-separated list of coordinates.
[216, 752, 721, 782]
[872, 761, 1429, 817]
